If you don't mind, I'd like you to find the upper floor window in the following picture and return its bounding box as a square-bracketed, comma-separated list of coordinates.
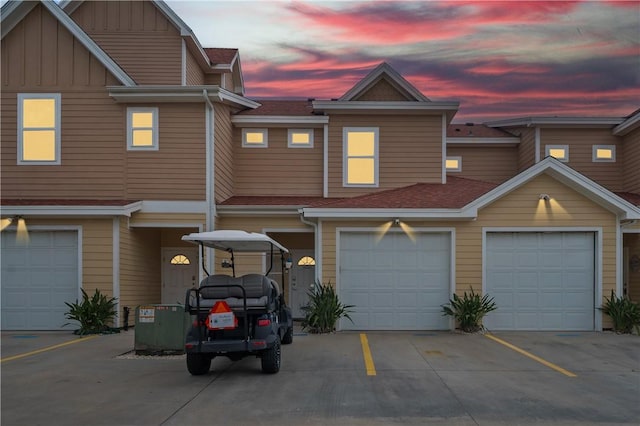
[127, 107, 158, 150]
[288, 129, 314, 148]
[242, 129, 268, 148]
[445, 156, 462, 172]
[17, 93, 61, 165]
[343, 127, 378, 187]
[545, 145, 569, 162]
[592, 145, 616, 162]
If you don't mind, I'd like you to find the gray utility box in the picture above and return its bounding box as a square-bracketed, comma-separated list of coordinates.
[134, 304, 191, 354]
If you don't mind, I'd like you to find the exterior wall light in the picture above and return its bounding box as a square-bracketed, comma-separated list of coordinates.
[539, 194, 550, 201]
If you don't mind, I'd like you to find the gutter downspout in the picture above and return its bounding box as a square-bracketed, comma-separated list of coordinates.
[534, 127, 541, 163]
[203, 89, 216, 276]
[299, 210, 321, 284]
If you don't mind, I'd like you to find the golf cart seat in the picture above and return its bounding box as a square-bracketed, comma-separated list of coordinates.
[192, 273, 277, 312]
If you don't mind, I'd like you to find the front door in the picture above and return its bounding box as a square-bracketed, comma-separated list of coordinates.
[162, 247, 198, 305]
[289, 250, 316, 318]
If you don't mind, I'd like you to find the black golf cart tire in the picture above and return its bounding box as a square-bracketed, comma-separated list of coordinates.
[187, 353, 211, 375]
[282, 326, 293, 344]
[261, 336, 281, 374]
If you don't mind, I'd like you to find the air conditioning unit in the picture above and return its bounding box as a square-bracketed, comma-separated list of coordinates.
[134, 304, 190, 355]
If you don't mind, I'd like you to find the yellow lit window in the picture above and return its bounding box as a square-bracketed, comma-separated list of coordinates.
[127, 107, 158, 150]
[297, 256, 316, 266]
[170, 254, 191, 265]
[344, 128, 378, 186]
[288, 129, 313, 148]
[242, 129, 268, 147]
[446, 157, 462, 172]
[545, 145, 569, 162]
[593, 145, 615, 162]
[18, 94, 61, 164]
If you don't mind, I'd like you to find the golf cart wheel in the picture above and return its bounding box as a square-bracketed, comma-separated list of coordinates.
[187, 353, 211, 375]
[261, 336, 281, 374]
[282, 326, 293, 345]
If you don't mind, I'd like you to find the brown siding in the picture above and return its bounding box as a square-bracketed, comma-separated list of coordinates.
[446, 146, 518, 183]
[541, 128, 624, 191]
[125, 103, 206, 200]
[622, 128, 640, 193]
[69, 0, 182, 84]
[185, 49, 204, 85]
[214, 104, 234, 202]
[517, 127, 536, 171]
[626, 233, 640, 303]
[353, 78, 412, 101]
[327, 114, 443, 197]
[204, 74, 222, 86]
[233, 127, 324, 196]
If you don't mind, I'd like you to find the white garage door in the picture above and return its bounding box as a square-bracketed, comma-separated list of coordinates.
[485, 232, 595, 331]
[339, 231, 451, 330]
[1, 231, 79, 330]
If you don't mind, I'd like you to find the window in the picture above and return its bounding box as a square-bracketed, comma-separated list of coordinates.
[545, 145, 569, 162]
[445, 156, 462, 172]
[288, 129, 314, 148]
[242, 129, 268, 147]
[127, 107, 158, 150]
[343, 127, 378, 186]
[593, 145, 616, 162]
[170, 254, 191, 265]
[17, 93, 61, 164]
[297, 256, 316, 266]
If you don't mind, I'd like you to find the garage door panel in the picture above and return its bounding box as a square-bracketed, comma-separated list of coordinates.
[340, 231, 451, 330]
[485, 232, 594, 331]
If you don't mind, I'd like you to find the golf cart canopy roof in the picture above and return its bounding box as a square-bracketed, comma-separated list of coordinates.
[182, 230, 289, 253]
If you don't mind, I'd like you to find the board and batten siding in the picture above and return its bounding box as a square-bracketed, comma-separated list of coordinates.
[446, 146, 518, 184]
[125, 103, 206, 201]
[516, 127, 536, 172]
[214, 104, 234, 202]
[540, 128, 624, 192]
[233, 127, 324, 196]
[69, 0, 182, 85]
[622, 128, 640, 193]
[320, 174, 618, 319]
[353, 78, 412, 101]
[327, 114, 443, 198]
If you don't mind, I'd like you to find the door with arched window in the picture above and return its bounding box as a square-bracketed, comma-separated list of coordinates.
[161, 247, 198, 304]
[290, 250, 316, 318]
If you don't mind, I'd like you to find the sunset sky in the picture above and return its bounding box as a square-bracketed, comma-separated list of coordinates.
[164, 0, 639, 122]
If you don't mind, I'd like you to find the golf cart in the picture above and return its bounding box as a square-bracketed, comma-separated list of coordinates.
[182, 230, 293, 375]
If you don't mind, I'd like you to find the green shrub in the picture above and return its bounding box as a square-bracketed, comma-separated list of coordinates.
[601, 290, 640, 334]
[442, 287, 497, 333]
[301, 282, 354, 333]
[64, 289, 118, 335]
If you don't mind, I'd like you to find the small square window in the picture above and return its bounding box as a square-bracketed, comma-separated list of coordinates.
[593, 145, 615, 162]
[242, 129, 268, 148]
[288, 129, 314, 148]
[445, 156, 462, 172]
[545, 145, 569, 162]
[17, 93, 61, 165]
[127, 107, 158, 150]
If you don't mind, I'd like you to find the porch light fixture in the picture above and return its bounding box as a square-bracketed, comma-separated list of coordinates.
[539, 194, 550, 201]
[285, 256, 293, 270]
[394, 218, 401, 226]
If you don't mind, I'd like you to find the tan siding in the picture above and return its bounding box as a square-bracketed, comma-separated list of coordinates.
[541, 128, 624, 191]
[446, 146, 518, 183]
[353, 78, 412, 101]
[185, 49, 204, 85]
[129, 213, 205, 227]
[233, 127, 324, 196]
[214, 105, 234, 202]
[327, 114, 443, 197]
[517, 127, 536, 171]
[320, 174, 618, 328]
[126, 103, 206, 200]
[69, 0, 182, 84]
[204, 74, 222, 86]
[622, 128, 640, 193]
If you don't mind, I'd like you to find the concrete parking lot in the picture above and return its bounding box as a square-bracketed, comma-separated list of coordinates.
[1, 328, 638, 426]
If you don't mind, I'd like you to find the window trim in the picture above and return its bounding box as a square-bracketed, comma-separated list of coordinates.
[288, 129, 314, 148]
[343, 127, 379, 187]
[592, 145, 616, 162]
[17, 93, 61, 165]
[127, 107, 159, 151]
[445, 156, 462, 172]
[545, 144, 569, 162]
[242, 128, 268, 148]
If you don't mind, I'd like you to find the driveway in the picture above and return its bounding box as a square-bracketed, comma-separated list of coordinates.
[1, 329, 638, 425]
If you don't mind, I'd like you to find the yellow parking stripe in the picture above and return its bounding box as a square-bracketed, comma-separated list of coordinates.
[485, 333, 577, 377]
[359, 333, 377, 376]
[0, 335, 98, 363]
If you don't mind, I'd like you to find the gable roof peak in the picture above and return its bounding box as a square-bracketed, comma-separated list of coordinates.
[339, 62, 430, 102]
